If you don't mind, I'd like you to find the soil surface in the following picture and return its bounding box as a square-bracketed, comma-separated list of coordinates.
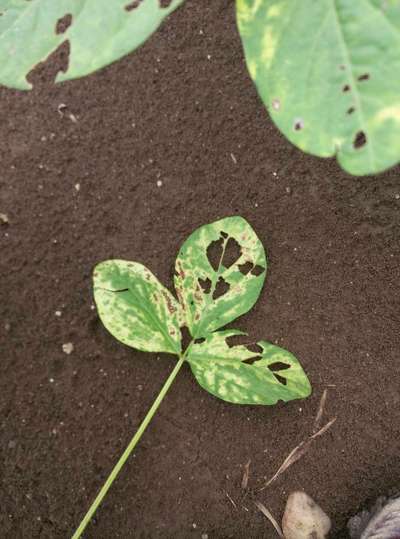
[1, 2, 400, 538]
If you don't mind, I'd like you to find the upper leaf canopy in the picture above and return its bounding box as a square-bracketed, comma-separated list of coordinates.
[0, 0, 184, 89]
[237, 0, 400, 175]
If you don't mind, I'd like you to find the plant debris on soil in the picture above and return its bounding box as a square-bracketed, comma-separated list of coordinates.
[0, 1, 399, 537]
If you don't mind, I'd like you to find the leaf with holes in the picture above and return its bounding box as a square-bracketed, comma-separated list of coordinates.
[174, 216, 267, 338]
[187, 330, 311, 405]
[0, 0, 184, 90]
[236, 0, 400, 175]
[93, 260, 182, 354]
[75, 217, 311, 538]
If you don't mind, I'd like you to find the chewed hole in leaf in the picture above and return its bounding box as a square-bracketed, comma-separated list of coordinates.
[226, 334, 250, 348]
[222, 237, 241, 268]
[198, 277, 211, 294]
[268, 363, 289, 385]
[342, 84, 351, 93]
[56, 13, 72, 34]
[181, 326, 192, 351]
[272, 373, 287, 386]
[207, 237, 224, 271]
[268, 362, 290, 385]
[125, 0, 142, 11]
[239, 261, 253, 275]
[358, 73, 370, 82]
[242, 355, 262, 365]
[212, 277, 230, 300]
[247, 343, 263, 354]
[347, 106, 356, 115]
[353, 131, 367, 149]
[159, 0, 173, 6]
[251, 265, 265, 277]
[268, 362, 291, 372]
[294, 119, 304, 131]
[27, 40, 70, 86]
[194, 337, 205, 344]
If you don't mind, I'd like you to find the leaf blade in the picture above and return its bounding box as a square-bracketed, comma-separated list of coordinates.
[236, 0, 400, 175]
[187, 331, 311, 405]
[93, 260, 181, 355]
[0, 0, 184, 90]
[175, 216, 267, 338]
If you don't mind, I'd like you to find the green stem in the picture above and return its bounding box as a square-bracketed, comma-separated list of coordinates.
[72, 354, 187, 539]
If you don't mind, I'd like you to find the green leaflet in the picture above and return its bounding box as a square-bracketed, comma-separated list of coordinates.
[236, 0, 400, 175]
[187, 330, 311, 405]
[174, 216, 267, 339]
[0, 0, 184, 90]
[93, 260, 181, 355]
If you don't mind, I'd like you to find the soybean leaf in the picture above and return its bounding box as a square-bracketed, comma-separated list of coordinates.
[174, 216, 267, 339]
[0, 0, 184, 90]
[187, 330, 311, 405]
[236, 0, 400, 176]
[93, 260, 181, 355]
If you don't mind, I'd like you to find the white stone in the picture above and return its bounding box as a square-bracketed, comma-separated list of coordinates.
[282, 492, 331, 539]
[62, 342, 74, 355]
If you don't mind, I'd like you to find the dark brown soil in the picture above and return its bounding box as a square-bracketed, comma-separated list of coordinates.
[1, 2, 399, 538]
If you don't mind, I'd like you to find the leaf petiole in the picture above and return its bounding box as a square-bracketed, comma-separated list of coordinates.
[72, 351, 188, 539]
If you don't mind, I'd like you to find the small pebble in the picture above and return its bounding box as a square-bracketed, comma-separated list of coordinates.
[55, 311, 62, 317]
[0, 213, 9, 225]
[75, 183, 80, 192]
[283, 491, 331, 539]
[395, 194, 400, 200]
[62, 342, 74, 355]
[156, 180, 163, 187]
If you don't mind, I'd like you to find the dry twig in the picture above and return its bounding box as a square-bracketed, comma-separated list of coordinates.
[241, 459, 251, 489]
[260, 417, 336, 491]
[254, 501, 283, 538]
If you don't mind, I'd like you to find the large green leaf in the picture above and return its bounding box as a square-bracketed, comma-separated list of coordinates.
[236, 0, 400, 175]
[93, 260, 181, 354]
[174, 216, 267, 339]
[0, 0, 184, 90]
[187, 330, 311, 405]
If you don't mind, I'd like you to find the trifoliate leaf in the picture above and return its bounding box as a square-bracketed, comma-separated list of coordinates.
[187, 330, 311, 405]
[174, 216, 267, 339]
[0, 0, 184, 90]
[236, 0, 400, 175]
[93, 260, 181, 354]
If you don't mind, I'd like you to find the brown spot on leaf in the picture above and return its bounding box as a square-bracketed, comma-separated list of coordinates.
[162, 291, 176, 314]
[176, 261, 186, 280]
